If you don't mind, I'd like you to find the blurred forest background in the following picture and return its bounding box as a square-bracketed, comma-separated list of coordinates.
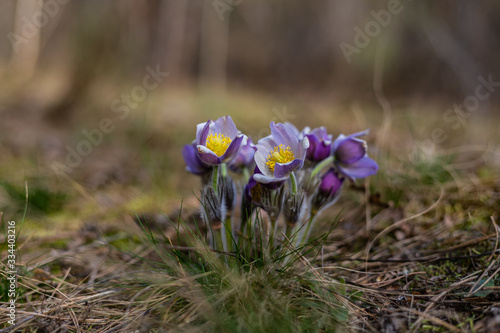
[0, 0, 499, 230]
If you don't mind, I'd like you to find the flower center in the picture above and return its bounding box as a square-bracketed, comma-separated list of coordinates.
[205, 133, 232, 157]
[266, 144, 295, 172]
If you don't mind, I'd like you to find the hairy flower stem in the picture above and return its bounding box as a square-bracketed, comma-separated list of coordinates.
[310, 156, 334, 179]
[284, 224, 294, 243]
[212, 165, 219, 192]
[238, 210, 248, 248]
[243, 217, 253, 258]
[242, 167, 250, 183]
[213, 227, 225, 253]
[297, 211, 317, 249]
[223, 215, 233, 253]
[220, 163, 228, 177]
[290, 171, 298, 195]
[219, 163, 233, 253]
[268, 217, 278, 252]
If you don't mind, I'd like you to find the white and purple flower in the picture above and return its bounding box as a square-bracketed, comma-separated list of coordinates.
[253, 122, 309, 186]
[331, 130, 378, 180]
[195, 116, 247, 165]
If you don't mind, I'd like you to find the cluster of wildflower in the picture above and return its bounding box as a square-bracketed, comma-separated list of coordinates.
[183, 116, 378, 255]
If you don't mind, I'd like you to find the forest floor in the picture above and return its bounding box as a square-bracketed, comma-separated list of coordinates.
[1, 88, 499, 332]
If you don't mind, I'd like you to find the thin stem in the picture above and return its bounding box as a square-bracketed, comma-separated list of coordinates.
[223, 215, 233, 253]
[285, 223, 294, 242]
[242, 167, 250, 183]
[290, 171, 298, 195]
[269, 218, 278, 252]
[220, 163, 228, 177]
[310, 156, 334, 178]
[283, 223, 298, 265]
[297, 211, 317, 250]
[212, 165, 219, 191]
[218, 163, 232, 252]
[243, 216, 253, 258]
[239, 203, 250, 249]
[213, 228, 224, 253]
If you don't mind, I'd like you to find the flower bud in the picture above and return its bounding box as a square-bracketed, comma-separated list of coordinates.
[200, 186, 223, 229]
[250, 181, 285, 222]
[304, 127, 333, 162]
[331, 130, 378, 180]
[218, 173, 235, 214]
[283, 188, 307, 228]
[311, 168, 344, 214]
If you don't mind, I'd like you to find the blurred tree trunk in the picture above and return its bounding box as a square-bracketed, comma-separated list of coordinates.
[8, 0, 41, 84]
[199, 0, 229, 90]
[0, 1, 16, 74]
[158, 0, 189, 84]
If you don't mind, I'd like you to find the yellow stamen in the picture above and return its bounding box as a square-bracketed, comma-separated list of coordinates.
[266, 144, 295, 172]
[205, 133, 232, 157]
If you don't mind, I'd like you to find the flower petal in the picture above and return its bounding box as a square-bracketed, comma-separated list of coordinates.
[220, 134, 246, 162]
[229, 138, 255, 172]
[274, 159, 303, 178]
[337, 156, 378, 180]
[197, 145, 222, 165]
[331, 134, 347, 153]
[285, 122, 303, 139]
[183, 144, 210, 175]
[314, 141, 331, 161]
[331, 130, 369, 154]
[335, 137, 366, 164]
[299, 136, 310, 159]
[254, 135, 279, 177]
[196, 120, 211, 146]
[253, 173, 287, 188]
[257, 135, 278, 153]
[305, 134, 320, 161]
[311, 127, 328, 141]
[211, 115, 238, 139]
[254, 149, 273, 177]
[319, 168, 343, 197]
[271, 122, 300, 153]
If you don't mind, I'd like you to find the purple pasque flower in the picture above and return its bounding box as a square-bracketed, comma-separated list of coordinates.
[304, 127, 333, 162]
[331, 130, 378, 180]
[318, 168, 344, 198]
[253, 122, 309, 186]
[196, 116, 247, 165]
[312, 168, 344, 214]
[228, 137, 255, 172]
[183, 144, 211, 175]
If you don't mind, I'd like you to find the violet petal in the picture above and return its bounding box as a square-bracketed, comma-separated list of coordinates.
[274, 159, 303, 178]
[253, 173, 287, 188]
[197, 145, 222, 165]
[271, 122, 300, 153]
[335, 137, 366, 164]
[196, 121, 211, 146]
[319, 168, 343, 196]
[183, 144, 209, 175]
[305, 134, 320, 161]
[314, 141, 331, 161]
[211, 115, 238, 139]
[220, 134, 246, 162]
[337, 156, 378, 180]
